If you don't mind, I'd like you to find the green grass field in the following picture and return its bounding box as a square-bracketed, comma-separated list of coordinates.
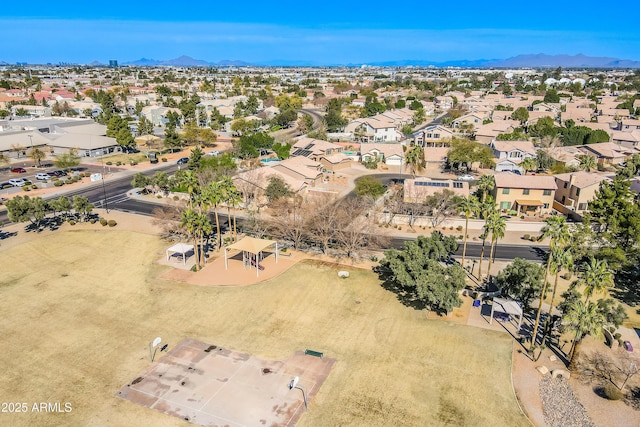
[0, 230, 529, 426]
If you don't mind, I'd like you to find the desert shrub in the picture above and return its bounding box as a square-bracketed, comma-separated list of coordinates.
[614, 333, 622, 340]
[603, 384, 624, 400]
[65, 179, 74, 184]
[449, 226, 454, 230]
[370, 256, 378, 262]
[69, 220, 76, 225]
[82, 172, 91, 177]
[89, 218, 97, 224]
[562, 272, 572, 280]
[523, 234, 530, 240]
[173, 195, 179, 201]
[530, 236, 537, 241]
[99, 218, 107, 226]
[107, 220, 117, 227]
[22, 185, 30, 191]
[31, 184, 37, 190]
[54, 180, 63, 187]
[520, 215, 525, 219]
[456, 225, 463, 231]
[106, 161, 113, 165]
[130, 160, 138, 166]
[116, 161, 122, 166]
[161, 158, 167, 162]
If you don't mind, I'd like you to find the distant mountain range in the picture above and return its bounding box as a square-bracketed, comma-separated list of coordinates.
[4, 53, 639, 68]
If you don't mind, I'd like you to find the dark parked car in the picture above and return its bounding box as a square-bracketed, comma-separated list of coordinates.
[177, 157, 189, 165]
[11, 167, 26, 173]
[50, 170, 67, 177]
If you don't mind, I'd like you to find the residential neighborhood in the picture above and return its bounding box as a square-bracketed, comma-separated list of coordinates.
[1, 62, 640, 427]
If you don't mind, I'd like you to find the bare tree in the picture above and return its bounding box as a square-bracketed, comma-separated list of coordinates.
[152, 202, 188, 241]
[424, 189, 462, 228]
[306, 193, 342, 254]
[334, 198, 388, 258]
[268, 195, 309, 250]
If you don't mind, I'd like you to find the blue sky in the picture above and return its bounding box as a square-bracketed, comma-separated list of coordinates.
[1, 1, 638, 64]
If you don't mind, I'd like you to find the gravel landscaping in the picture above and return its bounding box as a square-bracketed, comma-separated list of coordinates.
[540, 376, 595, 427]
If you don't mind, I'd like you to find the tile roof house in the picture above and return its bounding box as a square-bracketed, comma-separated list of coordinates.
[553, 172, 610, 218]
[291, 137, 351, 171]
[577, 142, 638, 165]
[490, 140, 536, 174]
[360, 143, 404, 166]
[403, 178, 470, 203]
[492, 172, 557, 216]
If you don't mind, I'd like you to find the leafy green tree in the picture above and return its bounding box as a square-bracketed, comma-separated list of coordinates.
[238, 132, 274, 159]
[164, 121, 183, 149]
[188, 146, 204, 170]
[116, 127, 134, 147]
[28, 146, 46, 167]
[296, 114, 314, 135]
[511, 107, 529, 126]
[497, 258, 546, 309]
[543, 89, 560, 103]
[413, 108, 426, 125]
[54, 151, 80, 171]
[447, 138, 494, 171]
[265, 175, 291, 203]
[131, 172, 151, 190]
[354, 175, 385, 199]
[529, 117, 559, 139]
[272, 142, 291, 160]
[381, 233, 465, 314]
[324, 98, 348, 131]
[72, 195, 94, 221]
[50, 196, 71, 218]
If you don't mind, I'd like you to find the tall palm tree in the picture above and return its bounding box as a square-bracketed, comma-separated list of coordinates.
[531, 216, 569, 348]
[543, 247, 573, 341]
[178, 170, 200, 209]
[220, 176, 242, 242]
[578, 154, 597, 172]
[580, 257, 614, 303]
[459, 196, 479, 267]
[520, 157, 538, 175]
[485, 212, 506, 279]
[404, 145, 425, 178]
[564, 299, 605, 370]
[476, 201, 496, 280]
[203, 181, 224, 251]
[475, 174, 495, 203]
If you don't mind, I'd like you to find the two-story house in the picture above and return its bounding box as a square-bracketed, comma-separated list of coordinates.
[403, 178, 470, 203]
[553, 172, 610, 219]
[492, 172, 557, 216]
[490, 140, 536, 174]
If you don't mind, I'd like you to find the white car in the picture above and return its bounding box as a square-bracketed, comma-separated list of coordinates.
[35, 173, 52, 180]
[9, 178, 30, 187]
[206, 150, 220, 156]
[457, 174, 475, 181]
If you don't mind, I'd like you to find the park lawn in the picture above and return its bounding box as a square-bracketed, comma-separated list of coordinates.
[0, 230, 528, 427]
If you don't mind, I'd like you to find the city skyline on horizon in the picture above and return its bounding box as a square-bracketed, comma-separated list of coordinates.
[1, 1, 638, 65]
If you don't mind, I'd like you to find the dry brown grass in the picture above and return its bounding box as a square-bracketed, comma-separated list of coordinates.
[0, 230, 528, 427]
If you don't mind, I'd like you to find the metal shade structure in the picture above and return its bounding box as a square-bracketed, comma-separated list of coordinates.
[489, 297, 524, 330]
[224, 236, 278, 277]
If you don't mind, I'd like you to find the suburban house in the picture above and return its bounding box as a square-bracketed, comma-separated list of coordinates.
[545, 146, 582, 169]
[413, 125, 456, 146]
[452, 112, 486, 129]
[10, 104, 52, 118]
[359, 143, 404, 166]
[403, 178, 470, 203]
[492, 172, 557, 216]
[344, 117, 401, 142]
[290, 137, 351, 171]
[612, 130, 640, 147]
[553, 172, 610, 218]
[474, 119, 519, 144]
[490, 140, 537, 173]
[577, 142, 638, 165]
[620, 119, 640, 132]
[434, 96, 454, 110]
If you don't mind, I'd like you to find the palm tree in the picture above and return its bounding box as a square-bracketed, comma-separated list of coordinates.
[580, 257, 614, 303]
[543, 247, 573, 341]
[459, 196, 479, 267]
[530, 216, 569, 348]
[485, 212, 506, 279]
[520, 157, 538, 175]
[564, 299, 605, 370]
[177, 170, 200, 209]
[203, 181, 224, 251]
[578, 154, 597, 172]
[220, 176, 242, 242]
[476, 201, 496, 280]
[404, 145, 425, 178]
[475, 174, 495, 203]
[181, 208, 204, 269]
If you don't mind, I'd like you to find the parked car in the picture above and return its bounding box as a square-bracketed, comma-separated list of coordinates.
[0, 182, 13, 189]
[177, 157, 189, 165]
[457, 174, 475, 181]
[9, 178, 31, 187]
[11, 167, 26, 173]
[35, 173, 52, 180]
[206, 150, 220, 156]
[50, 170, 67, 177]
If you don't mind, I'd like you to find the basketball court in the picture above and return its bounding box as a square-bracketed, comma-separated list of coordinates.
[117, 338, 336, 426]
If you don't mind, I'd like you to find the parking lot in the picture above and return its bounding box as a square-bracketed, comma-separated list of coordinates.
[0, 161, 114, 190]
